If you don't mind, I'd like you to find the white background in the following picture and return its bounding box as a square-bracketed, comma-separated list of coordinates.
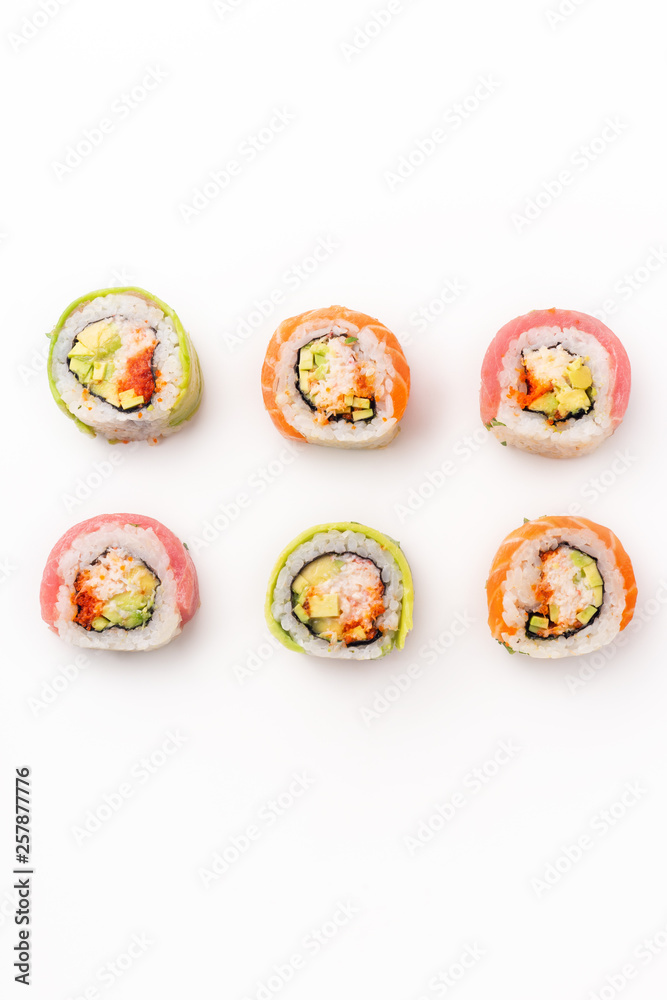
[2, 0, 667, 997]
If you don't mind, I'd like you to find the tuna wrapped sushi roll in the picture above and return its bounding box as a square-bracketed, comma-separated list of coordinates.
[48, 287, 203, 442]
[486, 515, 636, 658]
[266, 522, 413, 658]
[261, 306, 410, 449]
[480, 308, 631, 457]
[40, 514, 199, 651]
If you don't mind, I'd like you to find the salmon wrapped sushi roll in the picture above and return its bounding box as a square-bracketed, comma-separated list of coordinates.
[487, 515, 636, 658]
[266, 522, 414, 659]
[40, 513, 199, 651]
[480, 308, 631, 457]
[48, 287, 203, 443]
[261, 306, 410, 448]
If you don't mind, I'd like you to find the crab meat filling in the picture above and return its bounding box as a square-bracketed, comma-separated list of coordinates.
[512, 344, 595, 423]
[67, 316, 158, 412]
[526, 545, 604, 638]
[296, 334, 377, 423]
[291, 552, 386, 645]
[72, 547, 160, 632]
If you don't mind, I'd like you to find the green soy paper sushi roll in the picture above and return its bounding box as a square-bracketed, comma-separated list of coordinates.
[266, 522, 414, 659]
[47, 287, 203, 443]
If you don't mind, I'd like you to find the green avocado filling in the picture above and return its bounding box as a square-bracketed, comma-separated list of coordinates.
[297, 334, 375, 423]
[73, 549, 159, 632]
[519, 345, 596, 423]
[526, 544, 604, 639]
[67, 317, 157, 411]
[290, 552, 385, 646]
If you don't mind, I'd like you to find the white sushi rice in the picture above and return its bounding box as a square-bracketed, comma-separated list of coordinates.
[274, 319, 399, 449]
[492, 325, 613, 457]
[53, 524, 182, 651]
[51, 292, 184, 441]
[496, 524, 628, 658]
[271, 530, 404, 659]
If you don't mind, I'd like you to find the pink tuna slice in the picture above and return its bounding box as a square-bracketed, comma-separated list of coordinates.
[40, 513, 199, 633]
[479, 308, 631, 427]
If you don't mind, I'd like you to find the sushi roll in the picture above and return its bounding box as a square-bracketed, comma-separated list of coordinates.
[480, 308, 631, 457]
[40, 513, 199, 651]
[261, 306, 410, 449]
[266, 522, 414, 658]
[47, 287, 203, 443]
[486, 515, 636, 658]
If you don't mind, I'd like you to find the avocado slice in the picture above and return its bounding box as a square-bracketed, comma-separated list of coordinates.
[548, 604, 560, 624]
[124, 610, 151, 629]
[352, 409, 374, 421]
[118, 389, 144, 410]
[308, 593, 340, 617]
[309, 616, 342, 640]
[98, 333, 121, 358]
[576, 605, 598, 626]
[556, 388, 591, 417]
[591, 585, 604, 607]
[568, 364, 592, 390]
[92, 379, 120, 408]
[294, 604, 310, 624]
[300, 556, 338, 587]
[570, 550, 594, 568]
[68, 323, 122, 391]
[101, 589, 154, 630]
[299, 349, 314, 371]
[527, 614, 549, 633]
[105, 591, 150, 613]
[77, 320, 112, 350]
[129, 566, 158, 594]
[583, 563, 603, 587]
[292, 574, 309, 595]
[68, 341, 94, 360]
[69, 358, 93, 379]
[527, 392, 559, 417]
